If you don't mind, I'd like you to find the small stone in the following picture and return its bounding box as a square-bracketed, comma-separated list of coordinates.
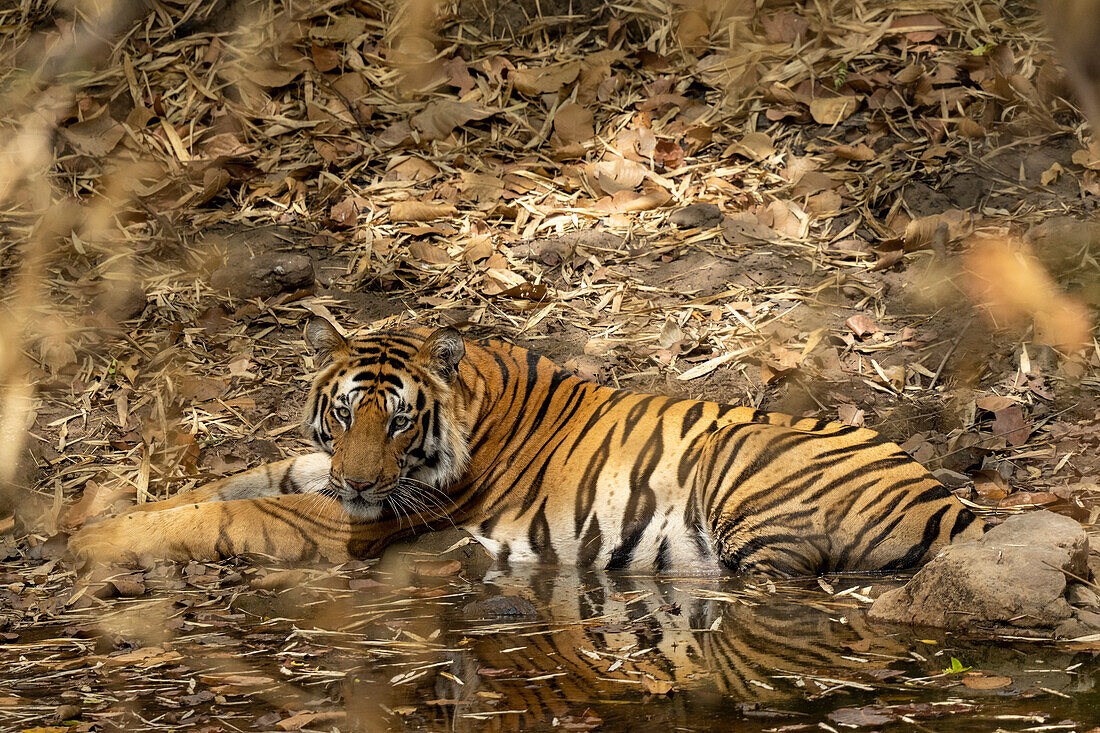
[1071, 607, 1100, 632]
[463, 595, 537, 619]
[210, 251, 314, 300]
[1068, 582, 1100, 611]
[669, 202, 722, 229]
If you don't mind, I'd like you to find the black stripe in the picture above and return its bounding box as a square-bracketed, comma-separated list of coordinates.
[574, 429, 615, 536]
[655, 536, 671, 573]
[578, 516, 603, 567]
[681, 401, 705, 439]
[949, 509, 977, 539]
[606, 520, 647, 570]
[879, 505, 951, 571]
[529, 499, 557, 564]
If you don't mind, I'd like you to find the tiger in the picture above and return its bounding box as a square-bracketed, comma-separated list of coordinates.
[69, 320, 984, 576]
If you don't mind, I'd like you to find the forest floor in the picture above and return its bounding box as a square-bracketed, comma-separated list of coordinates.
[3, 0, 1100, 730]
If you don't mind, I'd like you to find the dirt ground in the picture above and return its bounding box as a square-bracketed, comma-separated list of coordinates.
[4, 0, 1100, 730]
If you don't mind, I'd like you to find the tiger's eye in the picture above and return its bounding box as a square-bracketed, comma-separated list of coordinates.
[335, 406, 352, 422]
[391, 415, 411, 432]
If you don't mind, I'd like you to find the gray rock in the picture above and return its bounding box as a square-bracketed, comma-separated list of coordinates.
[210, 251, 314, 300]
[669, 202, 722, 229]
[869, 511, 1089, 631]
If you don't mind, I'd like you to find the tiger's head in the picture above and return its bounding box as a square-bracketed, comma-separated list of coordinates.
[302, 320, 470, 520]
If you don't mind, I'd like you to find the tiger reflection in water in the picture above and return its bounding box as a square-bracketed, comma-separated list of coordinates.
[342, 567, 910, 732]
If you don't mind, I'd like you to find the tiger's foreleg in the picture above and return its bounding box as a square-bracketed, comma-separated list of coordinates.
[69, 492, 391, 565]
[125, 453, 332, 513]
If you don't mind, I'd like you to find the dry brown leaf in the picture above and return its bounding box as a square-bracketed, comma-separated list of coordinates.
[730, 132, 775, 160]
[277, 712, 347, 731]
[251, 569, 307, 591]
[413, 559, 463, 576]
[385, 157, 439, 182]
[63, 115, 125, 157]
[104, 646, 184, 668]
[976, 395, 1015, 412]
[592, 189, 670, 213]
[888, 14, 948, 42]
[619, 126, 657, 161]
[107, 574, 146, 597]
[554, 103, 595, 144]
[332, 71, 368, 100]
[458, 171, 505, 203]
[39, 334, 76, 374]
[956, 118, 986, 138]
[330, 196, 366, 226]
[809, 96, 859, 125]
[310, 44, 340, 72]
[511, 61, 581, 95]
[412, 100, 494, 141]
[973, 470, 1009, 500]
[311, 14, 367, 43]
[676, 11, 710, 51]
[759, 360, 796, 384]
[845, 314, 879, 339]
[60, 481, 127, 529]
[408, 241, 452, 265]
[390, 201, 458, 221]
[1072, 145, 1100, 170]
[444, 57, 475, 95]
[249, 65, 302, 88]
[871, 249, 904, 271]
[762, 11, 810, 45]
[904, 210, 971, 250]
[837, 404, 865, 427]
[831, 143, 875, 161]
[1041, 162, 1064, 185]
[592, 157, 647, 194]
[992, 405, 1031, 446]
[999, 491, 1059, 508]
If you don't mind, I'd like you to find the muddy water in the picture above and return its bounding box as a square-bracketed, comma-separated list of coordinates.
[3, 566, 1099, 731]
[248, 569, 1100, 732]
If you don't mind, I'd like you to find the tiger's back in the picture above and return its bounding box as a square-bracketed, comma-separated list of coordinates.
[445, 341, 980, 575]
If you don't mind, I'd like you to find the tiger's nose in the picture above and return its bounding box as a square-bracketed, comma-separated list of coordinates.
[344, 479, 374, 493]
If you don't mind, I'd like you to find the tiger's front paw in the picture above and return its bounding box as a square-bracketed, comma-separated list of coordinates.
[69, 513, 156, 566]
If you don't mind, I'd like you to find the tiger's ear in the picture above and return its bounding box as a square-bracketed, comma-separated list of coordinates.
[305, 318, 349, 358]
[416, 327, 465, 382]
